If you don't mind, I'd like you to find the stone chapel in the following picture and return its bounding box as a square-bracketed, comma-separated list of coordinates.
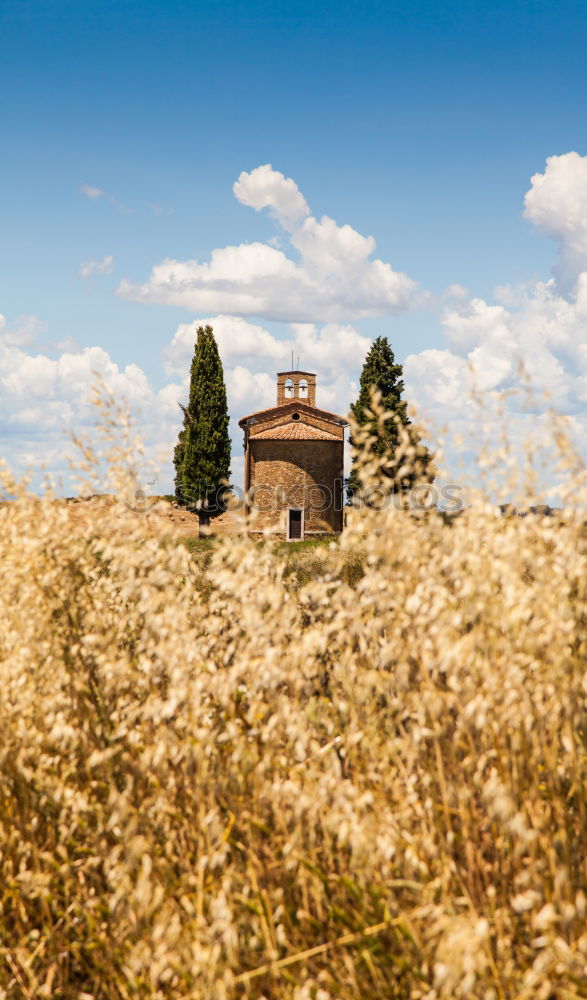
[238, 370, 348, 539]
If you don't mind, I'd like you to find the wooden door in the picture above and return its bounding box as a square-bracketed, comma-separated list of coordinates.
[288, 509, 303, 540]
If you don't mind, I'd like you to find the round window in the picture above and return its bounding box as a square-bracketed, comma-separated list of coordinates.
[292, 412, 301, 421]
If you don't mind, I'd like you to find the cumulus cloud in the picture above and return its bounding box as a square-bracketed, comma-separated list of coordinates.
[162, 313, 365, 444]
[404, 280, 587, 450]
[226, 366, 276, 413]
[402, 152, 587, 475]
[1, 343, 149, 426]
[13, 151, 587, 497]
[524, 151, 587, 293]
[0, 312, 362, 493]
[162, 314, 366, 415]
[78, 255, 114, 279]
[288, 322, 371, 372]
[233, 163, 310, 230]
[0, 321, 185, 491]
[118, 164, 417, 322]
[163, 315, 286, 377]
[401, 286, 587, 503]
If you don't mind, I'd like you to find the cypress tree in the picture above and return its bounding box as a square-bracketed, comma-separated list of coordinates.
[347, 336, 433, 498]
[174, 324, 231, 518]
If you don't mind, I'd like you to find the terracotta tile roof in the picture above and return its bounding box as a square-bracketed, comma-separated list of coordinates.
[251, 422, 339, 441]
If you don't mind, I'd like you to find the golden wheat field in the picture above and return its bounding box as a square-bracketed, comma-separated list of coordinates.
[0, 392, 586, 999]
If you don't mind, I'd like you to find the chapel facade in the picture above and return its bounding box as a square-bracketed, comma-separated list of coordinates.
[238, 371, 348, 539]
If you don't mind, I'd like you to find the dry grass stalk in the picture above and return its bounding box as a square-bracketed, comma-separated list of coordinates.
[0, 384, 585, 998]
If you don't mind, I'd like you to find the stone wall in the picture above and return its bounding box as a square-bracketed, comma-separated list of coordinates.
[248, 439, 344, 534]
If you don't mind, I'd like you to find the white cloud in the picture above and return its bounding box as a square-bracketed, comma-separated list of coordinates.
[0, 314, 47, 348]
[224, 364, 354, 421]
[403, 277, 587, 465]
[0, 309, 359, 494]
[12, 152, 587, 498]
[289, 323, 371, 372]
[118, 164, 417, 322]
[233, 163, 310, 230]
[0, 343, 149, 414]
[0, 324, 185, 490]
[80, 183, 104, 200]
[404, 348, 469, 411]
[162, 314, 364, 446]
[524, 151, 587, 293]
[443, 283, 469, 301]
[164, 315, 370, 376]
[441, 297, 512, 364]
[163, 315, 286, 377]
[402, 297, 587, 503]
[226, 366, 276, 413]
[78, 255, 114, 279]
[402, 153, 587, 473]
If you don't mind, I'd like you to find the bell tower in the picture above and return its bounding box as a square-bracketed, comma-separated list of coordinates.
[276, 371, 317, 407]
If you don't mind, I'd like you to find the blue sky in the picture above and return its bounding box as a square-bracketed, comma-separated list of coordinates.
[2, 0, 587, 492]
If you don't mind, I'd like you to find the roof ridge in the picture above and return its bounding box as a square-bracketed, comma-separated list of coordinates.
[239, 400, 348, 426]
